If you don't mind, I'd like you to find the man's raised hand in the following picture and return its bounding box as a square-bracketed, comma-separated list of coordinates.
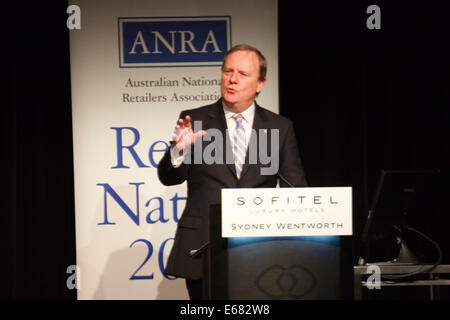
[171, 115, 205, 154]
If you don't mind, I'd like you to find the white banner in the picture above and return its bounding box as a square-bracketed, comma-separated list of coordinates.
[222, 187, 353, 237]
[69, 0, 278, 299]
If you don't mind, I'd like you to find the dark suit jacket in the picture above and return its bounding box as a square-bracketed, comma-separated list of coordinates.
[158, 99, 307, 279]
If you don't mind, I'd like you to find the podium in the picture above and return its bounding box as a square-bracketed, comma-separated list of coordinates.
[196, 187, 352, 300]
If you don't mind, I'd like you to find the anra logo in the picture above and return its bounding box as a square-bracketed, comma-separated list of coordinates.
[118, 16, 231, 68]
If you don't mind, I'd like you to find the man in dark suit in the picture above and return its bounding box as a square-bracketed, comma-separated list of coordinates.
[157, 44, 307, 299]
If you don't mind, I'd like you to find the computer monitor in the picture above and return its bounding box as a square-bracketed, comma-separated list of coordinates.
[359, 170, 445, 265]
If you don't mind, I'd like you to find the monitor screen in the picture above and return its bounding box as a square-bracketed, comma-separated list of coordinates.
[361, 170, 446, 264]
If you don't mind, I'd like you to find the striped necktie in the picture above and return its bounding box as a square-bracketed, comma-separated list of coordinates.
[232, 113, 247, 179]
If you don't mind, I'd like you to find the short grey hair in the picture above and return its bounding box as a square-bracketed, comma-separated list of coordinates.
[222, 44, 267, 81]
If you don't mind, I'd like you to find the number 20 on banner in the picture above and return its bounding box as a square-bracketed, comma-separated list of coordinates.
[66, 237, 175, 290]
[128, 238, 176, 280]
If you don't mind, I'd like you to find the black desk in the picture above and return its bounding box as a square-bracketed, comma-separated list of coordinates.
[353, 264, 450, 300]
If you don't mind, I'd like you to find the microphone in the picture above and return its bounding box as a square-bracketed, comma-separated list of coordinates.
[277, 172, 295, 188]
[189, 242, 210, 258]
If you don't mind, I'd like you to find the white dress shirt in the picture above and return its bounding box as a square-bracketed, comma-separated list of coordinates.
[170, 102, 256, 167]
[222, 101, 255, 146]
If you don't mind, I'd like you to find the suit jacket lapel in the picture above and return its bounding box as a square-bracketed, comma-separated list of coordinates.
[206, 99, 237, 178]
[239, 103, 268, 180]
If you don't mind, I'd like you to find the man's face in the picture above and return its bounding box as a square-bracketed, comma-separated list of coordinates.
[221, 50, 266, 112]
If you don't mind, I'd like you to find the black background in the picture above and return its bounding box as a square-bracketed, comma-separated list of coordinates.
[3, 1, 449, 300]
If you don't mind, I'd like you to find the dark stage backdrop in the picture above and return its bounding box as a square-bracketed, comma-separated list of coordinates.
[279, 1, 450, 298]
[4, 1, 449, 299]
[3, 2, 76, 299]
